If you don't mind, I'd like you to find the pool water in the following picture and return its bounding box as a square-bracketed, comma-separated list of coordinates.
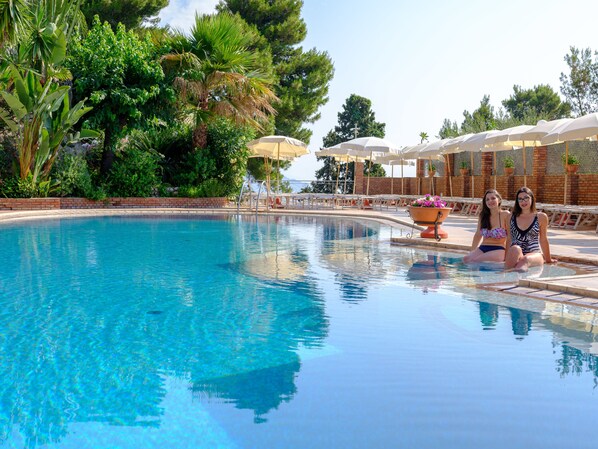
[1, 214, 598, 448]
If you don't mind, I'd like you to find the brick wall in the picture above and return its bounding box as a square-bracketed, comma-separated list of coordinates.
[357, 143, 598, 204]
[0, 197, 229, 210]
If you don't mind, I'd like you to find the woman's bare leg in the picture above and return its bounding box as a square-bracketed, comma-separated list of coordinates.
[505, 246, 524, 270]
[515, 253, 544, 271]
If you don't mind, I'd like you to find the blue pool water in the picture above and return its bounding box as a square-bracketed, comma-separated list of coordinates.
[1, 214, 598, 448]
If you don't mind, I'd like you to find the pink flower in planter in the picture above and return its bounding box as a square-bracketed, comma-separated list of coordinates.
[410, 194, 447, 208]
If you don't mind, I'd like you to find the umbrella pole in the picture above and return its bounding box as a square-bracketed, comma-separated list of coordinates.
[352, 161, 356, 195]
[334, 158, 340, 193]
[563, 142, 569, 206]
[523, 143, 527, 187]
[343, 156, 349, 194]
[264, 156, 270, 192]
[445, 154, 453, 197]
[391, 165, 394, 195]
[366, 150, 373, 195]
[416, 159, 423, 195]
[493, 152, 497, 190]
[470, 152, 474, 198]
[276, 143, 280, 193]
[429, 157, 435, 196]
[401, 159, 405, 195]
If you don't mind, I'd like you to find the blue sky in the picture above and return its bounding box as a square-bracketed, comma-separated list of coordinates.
[160, 0, 598, 180]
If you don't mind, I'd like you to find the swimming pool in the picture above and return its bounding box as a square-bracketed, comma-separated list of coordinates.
[1, 214, 598, 448]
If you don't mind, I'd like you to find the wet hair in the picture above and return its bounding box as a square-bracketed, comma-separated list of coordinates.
[479, 189, 502, 230]
[513, 186, 536, 217]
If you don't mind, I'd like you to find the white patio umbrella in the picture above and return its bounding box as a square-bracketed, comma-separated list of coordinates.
[542, 112, 598, 143]
[340, 136, 400, 195]
[375, 153, 412, 194]
[247, 135, 309, 192]
[400, 142, 430, 195]
[460, 131, 501, 198]
[541, 113, 598, 203]
[416, 140, 452, 196]
[484, 125, 536, 186]
[316, 145, 367, 193]
[522, 118, 574, 143]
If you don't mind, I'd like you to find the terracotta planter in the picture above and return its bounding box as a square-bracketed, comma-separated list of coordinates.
[504, 167, 514, 176]
[460, 168, 469, 176]
[408, 206, 452, 239]
[566, 164, 579, 174]
[428, 170, 436, 177]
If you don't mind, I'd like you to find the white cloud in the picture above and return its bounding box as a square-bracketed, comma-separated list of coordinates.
[159, 0, 219, 32]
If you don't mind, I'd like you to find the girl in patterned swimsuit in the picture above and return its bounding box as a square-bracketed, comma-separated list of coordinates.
[463, 189, 511, 263]
[505, 187, 556, 271]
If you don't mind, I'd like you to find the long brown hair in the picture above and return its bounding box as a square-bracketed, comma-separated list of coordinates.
[513, 187, 536, 218]
[479, 189, 502, 230]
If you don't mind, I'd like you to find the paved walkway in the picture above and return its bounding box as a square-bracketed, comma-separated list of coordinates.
[2, 206, 598, 307]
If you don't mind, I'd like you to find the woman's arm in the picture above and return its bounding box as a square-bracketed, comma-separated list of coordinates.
[470, 223, 482, 250]
[504, 211, 512, 248]
[538, 212, 556, 263]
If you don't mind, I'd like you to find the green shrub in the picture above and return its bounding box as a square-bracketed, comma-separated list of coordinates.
[504, 156, 515, 168]
[173, 119, 253, 196]
[0, 174, 53, 198]
[52, 153, 94, 197]
[107, 147, 162, 197]
[178, 179, 228, 198]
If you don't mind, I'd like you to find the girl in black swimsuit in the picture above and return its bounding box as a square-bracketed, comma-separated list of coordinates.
[505, 187, 556, 271]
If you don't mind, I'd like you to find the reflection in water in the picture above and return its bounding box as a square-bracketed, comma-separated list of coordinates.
[406, 255, 448, 294]
[194, 360, 300, 424]
[509, 308, 534, 337]
[319, 220, 387, 303]
[478, 302, 499, 329]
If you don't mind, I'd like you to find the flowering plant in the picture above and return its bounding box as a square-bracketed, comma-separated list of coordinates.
[410, 194, 446, 208]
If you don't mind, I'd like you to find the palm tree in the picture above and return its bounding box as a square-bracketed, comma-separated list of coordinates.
[161, 12, 278, 149]
[419, 131, 429, 143]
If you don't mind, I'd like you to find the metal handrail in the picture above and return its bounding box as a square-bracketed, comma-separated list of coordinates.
[255, 181, 269, 213]
[236, 180, 248, 213]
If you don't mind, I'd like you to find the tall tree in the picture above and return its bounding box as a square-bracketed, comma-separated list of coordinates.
[217, 0, 334, 144]
[438, 119, 459, 139]
[503, 84, 571, 122]
[161, 12, 278, 149]
[461, 95, 497, 133]
[67, 18, 171, 173]
[80, 0, 169, 29]
[560, 46, 598, 116]
[313, 94, 385, 193]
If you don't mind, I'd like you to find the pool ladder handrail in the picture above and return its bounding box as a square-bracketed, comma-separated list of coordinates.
[237, 180, 269, 213]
